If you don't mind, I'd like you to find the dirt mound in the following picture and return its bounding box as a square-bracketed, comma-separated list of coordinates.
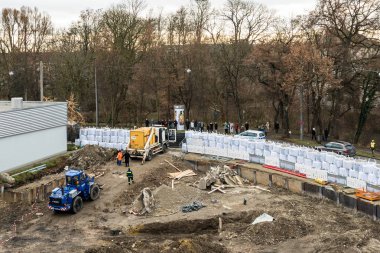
[85, 236, 228, 253]
[68, 145, 117, 170]
[244, 217, 312, 245]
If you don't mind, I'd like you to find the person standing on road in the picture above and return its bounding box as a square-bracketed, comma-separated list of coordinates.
[124, 151, 130, 167]
[370, 140, 376, 156]
[117, 150, 123, 166]
[126, 168, 134, 185]
[311, 127, 316, 140]
[324, 128, 329, 141]
[224, 121, 229, 134]
[244, 122, 249, 131]
[235, 122, 239, 134]
[145, 119, 150, 127]
[215, 122, 218, 133]
[185, 119, 190, 130]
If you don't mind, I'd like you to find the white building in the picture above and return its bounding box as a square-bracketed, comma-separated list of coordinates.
[0, 98, 67, 172]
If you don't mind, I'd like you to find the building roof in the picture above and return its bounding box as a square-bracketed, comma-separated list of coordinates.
[0, 101, 66, 113]
[0, 100, 67, 139]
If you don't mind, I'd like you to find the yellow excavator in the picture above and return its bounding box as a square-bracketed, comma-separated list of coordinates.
[126, 127, 169, 164]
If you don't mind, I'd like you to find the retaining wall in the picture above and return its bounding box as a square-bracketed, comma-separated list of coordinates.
[184, 154, 380, 220]
[0, 178, 65, 204]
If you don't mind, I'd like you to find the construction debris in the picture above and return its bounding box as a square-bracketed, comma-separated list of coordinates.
[168, 169, 197, 180]
[181, 201, 205, 213]
[0, 173, 15, 185]
[208, 186, 226, 194]
[198, 165, 246, 190]
[129, 188, 155, 215]
[68, 145, 116, 170]
[252, 213, 274, 225]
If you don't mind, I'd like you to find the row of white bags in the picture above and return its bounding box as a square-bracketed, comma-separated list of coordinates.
[80, 128, 130, 138]
[76, 139, 128, 150]
[183, 131, 380, 188]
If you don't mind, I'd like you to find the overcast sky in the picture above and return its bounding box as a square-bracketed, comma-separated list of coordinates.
[0, 0, 317, 29]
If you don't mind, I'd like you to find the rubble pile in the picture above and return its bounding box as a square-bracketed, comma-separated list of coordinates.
[198, 165, 246, 190]
[68, 145, 117, 170]
[129, 188, 155, 215]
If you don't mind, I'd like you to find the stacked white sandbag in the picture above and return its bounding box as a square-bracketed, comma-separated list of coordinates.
[76, 127, 130, 150]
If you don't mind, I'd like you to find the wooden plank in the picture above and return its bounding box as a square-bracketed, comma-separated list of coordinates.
[165, 160, 182, 172]
[208, 186, 226, 194]
[168, 169, 196, 179]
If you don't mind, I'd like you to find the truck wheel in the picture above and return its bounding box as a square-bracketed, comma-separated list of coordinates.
[161, 144, 168, 153]
[90, 184, 100, 201]
[72, 196, 83, 214]
[147, 151, 153, 161]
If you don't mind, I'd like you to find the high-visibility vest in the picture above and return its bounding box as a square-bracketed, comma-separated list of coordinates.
[371, 141, 376, 149]
[117, 152, 123, 160]
[126, 171, 133, 177]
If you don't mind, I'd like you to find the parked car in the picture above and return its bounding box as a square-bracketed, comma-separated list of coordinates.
[315, 141, 356, 157]
[234, 130, 266, 141]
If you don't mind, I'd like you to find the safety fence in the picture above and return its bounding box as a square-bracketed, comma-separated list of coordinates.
[182, 131, 380, 192]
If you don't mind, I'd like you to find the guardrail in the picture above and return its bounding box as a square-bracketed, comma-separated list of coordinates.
[12, 164, 47, 177]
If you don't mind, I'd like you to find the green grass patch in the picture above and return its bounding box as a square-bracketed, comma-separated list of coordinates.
[281, 138, 318, 147]
[9, 155, 69, 186]
[356, 150, 380, 160]
[67, 143, 79, 151]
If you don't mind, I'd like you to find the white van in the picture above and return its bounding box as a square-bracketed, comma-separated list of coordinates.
[235, 130, 266, 141]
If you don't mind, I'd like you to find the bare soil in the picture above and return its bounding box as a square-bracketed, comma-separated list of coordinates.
[1, 151, 380, 253]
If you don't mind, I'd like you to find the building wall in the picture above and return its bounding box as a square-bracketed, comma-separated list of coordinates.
[0, 102, 67, 172]
[0, 126, 67, 172]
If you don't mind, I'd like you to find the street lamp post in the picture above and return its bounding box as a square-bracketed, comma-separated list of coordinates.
[300, 84, 304, 140]
[94, 64, 99, 127]
[39, 61, 43, 101]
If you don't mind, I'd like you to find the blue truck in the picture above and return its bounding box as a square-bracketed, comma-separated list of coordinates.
[48, 169, 100, 213]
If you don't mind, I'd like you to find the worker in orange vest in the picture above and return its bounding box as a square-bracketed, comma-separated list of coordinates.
[117, 150, 123, 166]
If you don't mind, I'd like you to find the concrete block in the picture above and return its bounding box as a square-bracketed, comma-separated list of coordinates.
[322, 187, 338, 202]
[256, 171, 270, 186]
[339, 194, 356, 209]
[240, 168, 255, 181]
[272, 174, 287, 189]
[288, 179, 303, 194]
[15, 192, 21, 202]
[376, 205, 380, 219]
[198, 178, 207, 190]
[303, 182, 321, 196]
[357, 199, 375, 216]
[3, 191, 14, 203]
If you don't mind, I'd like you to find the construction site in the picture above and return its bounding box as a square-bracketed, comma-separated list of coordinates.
[1, 142, 380, 253]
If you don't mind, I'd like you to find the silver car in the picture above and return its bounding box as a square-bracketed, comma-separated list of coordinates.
[315, 141, 356, 157]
